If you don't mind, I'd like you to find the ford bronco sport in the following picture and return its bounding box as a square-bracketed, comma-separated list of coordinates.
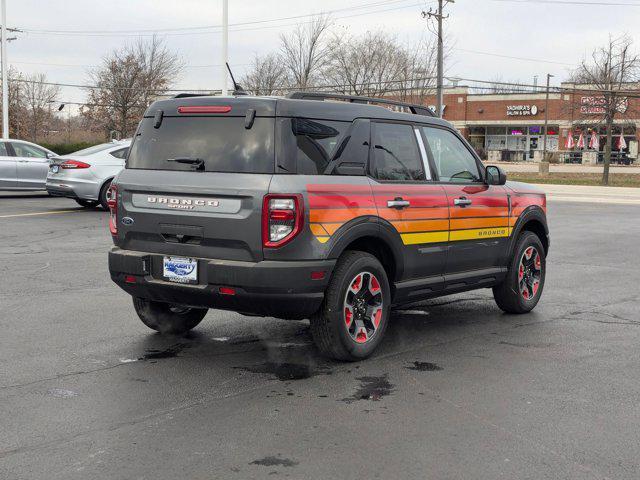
[108, 92, 549, 361]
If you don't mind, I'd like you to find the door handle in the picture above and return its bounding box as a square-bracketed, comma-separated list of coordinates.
[454, 197, 472, 207]
[387, 197, 410, 209]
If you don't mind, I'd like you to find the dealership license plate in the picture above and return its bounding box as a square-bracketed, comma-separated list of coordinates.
[163, 256, 198, 284]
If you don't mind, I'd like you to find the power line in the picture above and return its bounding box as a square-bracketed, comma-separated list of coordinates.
[18, 0, 430, 37]
[455, 48, 578, 67]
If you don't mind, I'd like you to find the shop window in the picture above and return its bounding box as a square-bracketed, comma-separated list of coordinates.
[486, 126, 505, 135]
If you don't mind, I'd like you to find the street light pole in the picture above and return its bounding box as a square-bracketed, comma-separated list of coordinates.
[1, 0, 8, 138]
[221, 0, 228, 96]
[542, 73, 554, 162]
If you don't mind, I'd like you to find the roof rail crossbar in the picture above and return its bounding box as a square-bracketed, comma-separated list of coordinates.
[286, 91, 435, 117]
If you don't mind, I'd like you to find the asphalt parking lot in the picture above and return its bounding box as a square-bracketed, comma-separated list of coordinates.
[1, 192, 639, 480]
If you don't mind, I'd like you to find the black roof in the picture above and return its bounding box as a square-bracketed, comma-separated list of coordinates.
[144, 94, 450, 127]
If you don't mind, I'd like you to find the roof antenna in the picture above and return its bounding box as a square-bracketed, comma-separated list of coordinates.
[226, 62, 247, 96]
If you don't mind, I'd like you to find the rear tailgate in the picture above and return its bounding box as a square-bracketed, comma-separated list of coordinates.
[117, 170, 271, 262]
[114, 97, 276, 263]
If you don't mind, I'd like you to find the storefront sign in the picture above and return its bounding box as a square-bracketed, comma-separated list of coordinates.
[580, 96, 628, 115]
[506, 105, 538, 116]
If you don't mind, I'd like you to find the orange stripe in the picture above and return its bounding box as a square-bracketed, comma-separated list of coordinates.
[391, 219, 449, 233]
[450, 206, 508, 218]
[310, 224, 330, 236]
[309, 208, 377, 223]
[321, 223, 344, 235]
[450, 217, 510, 230]
[379, 207, 449, 221]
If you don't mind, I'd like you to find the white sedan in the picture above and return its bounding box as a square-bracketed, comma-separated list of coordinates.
[0, 139, 57, 190]
[46, 140, 131, 210]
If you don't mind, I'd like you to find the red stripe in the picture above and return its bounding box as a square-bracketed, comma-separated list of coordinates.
[309, 195, 376, 209]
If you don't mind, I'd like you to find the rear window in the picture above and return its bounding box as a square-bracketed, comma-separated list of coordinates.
[127, 117, 274, 173]
[72, 143, 116, 156]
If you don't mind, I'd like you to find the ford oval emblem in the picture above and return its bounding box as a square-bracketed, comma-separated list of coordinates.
[121, 216, 134, 226]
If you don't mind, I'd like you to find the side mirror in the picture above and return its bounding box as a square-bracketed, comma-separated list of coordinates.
[486, 165, 507, 185]
[46, 152, 55, 159]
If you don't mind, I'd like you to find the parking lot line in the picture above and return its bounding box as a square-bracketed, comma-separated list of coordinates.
[0, 209, 82, 219]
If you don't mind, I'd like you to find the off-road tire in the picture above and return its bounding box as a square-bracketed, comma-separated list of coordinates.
[493, 231, 546, 314]
[133, 297, 207, 335]
[310, 251, 391, 361]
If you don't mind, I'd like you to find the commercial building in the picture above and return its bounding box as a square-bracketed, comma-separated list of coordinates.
[425, 83, 639, 163]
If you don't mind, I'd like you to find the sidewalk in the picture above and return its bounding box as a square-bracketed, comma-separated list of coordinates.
[488, 162, 640, 174]
[532, 183, 640, 205]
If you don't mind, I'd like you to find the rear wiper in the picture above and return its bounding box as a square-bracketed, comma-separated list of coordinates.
[167, 157, 205, 171]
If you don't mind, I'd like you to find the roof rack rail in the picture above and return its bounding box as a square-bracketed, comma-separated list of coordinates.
[286, 91, 435, 117]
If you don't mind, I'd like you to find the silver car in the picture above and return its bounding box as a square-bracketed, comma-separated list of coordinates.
[0, 139, 57, 190]
[46, 140, 131, 209]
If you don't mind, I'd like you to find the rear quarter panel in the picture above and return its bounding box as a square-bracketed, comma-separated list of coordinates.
[265, 175, 377, 261]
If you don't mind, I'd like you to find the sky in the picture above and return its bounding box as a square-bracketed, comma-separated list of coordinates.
[4, 0, 640, 112]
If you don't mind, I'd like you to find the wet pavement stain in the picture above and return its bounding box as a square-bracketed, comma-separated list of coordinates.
[141, 343, 190, 360]
[238, 362, 332, 381]
[250, 456, 299, 467]
[406, 361, 443, 372]
[341, 375, 395, 403]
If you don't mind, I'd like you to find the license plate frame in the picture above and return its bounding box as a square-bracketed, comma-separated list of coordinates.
[162, 256, 198, 284]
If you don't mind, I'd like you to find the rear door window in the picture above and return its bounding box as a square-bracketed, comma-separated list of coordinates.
[128, 117, 275, 173]
[370, 122, 425, 181]
[11, 143, 47, 158]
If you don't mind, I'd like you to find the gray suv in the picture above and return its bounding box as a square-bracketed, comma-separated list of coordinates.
[108, 92, 549, 361]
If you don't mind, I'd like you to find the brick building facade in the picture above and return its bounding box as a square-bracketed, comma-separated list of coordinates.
[419, 83, 640, 163]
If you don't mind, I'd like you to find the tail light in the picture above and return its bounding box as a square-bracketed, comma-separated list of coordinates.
[262, 194, 303, 248]
[60, 159, 91, 169]
[107, 184, 118, 235]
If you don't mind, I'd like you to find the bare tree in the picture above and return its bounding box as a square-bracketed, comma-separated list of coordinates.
[394, 37, 439, 104]
[571, 35, 640, 185]
[21, 73, 60, 142]
[323, 31, 407, 97]
[280, 15, 332, 89]
[241, 53, 286, 95]
[82, 36, 183, 138]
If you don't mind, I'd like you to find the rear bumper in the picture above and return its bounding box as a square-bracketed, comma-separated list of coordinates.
[108, 247, 335, 320]
[46, 177, 100, 200]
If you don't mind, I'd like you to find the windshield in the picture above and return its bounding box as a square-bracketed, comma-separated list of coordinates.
[127, 116, 275, 173]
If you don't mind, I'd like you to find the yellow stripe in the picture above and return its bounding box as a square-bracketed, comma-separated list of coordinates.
[316, 236, 330, 244]
[449, 227, 512, 242]
[401, 231, 449, 245]
[0, 209, 80, 219]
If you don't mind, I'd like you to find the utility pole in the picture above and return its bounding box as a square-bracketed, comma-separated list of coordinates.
[423, 0, 453, 118]
[221, 0, 228, 96]
[1, 0, 8, 138]
[542, 73, 554, 163]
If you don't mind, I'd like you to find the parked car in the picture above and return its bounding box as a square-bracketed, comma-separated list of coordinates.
[0, 139, 57, 191]
[46, 140, 131, 209]
[108, 93, 549, 361]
